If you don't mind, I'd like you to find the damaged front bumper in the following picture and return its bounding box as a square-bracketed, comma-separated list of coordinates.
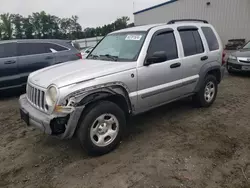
[19, 94, 84, 139]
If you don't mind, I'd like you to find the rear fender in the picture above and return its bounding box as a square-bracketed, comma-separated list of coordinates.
[194, 61, 221, 92]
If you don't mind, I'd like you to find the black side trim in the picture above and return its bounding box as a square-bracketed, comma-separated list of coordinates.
[141, 79, 197, 99]
[177, 26, 198, 31]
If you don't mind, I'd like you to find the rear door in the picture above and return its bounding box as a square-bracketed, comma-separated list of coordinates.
[0, 42, 19, 90]
[17, 42, 56, 85]
[177, 26, 208, 94]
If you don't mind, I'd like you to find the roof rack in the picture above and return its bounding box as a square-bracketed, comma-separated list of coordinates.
[167, 19, 208, 24]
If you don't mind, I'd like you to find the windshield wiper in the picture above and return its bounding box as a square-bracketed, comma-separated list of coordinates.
[87, 54, 100, 59]
[100, 54, 118, 61]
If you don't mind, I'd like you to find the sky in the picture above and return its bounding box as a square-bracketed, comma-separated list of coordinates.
[0, 0, 167, 28]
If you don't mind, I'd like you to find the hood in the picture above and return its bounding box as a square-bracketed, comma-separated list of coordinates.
[232, 49, 250, 57]
[29, 59, 136, 88]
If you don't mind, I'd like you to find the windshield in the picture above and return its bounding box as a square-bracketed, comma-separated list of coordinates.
[87, 32, 146, 61]
[243, 42, 250, 49]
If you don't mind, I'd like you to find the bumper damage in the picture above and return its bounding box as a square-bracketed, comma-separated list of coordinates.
[227, 61, 250, 72]
[19, 94, 84, 139]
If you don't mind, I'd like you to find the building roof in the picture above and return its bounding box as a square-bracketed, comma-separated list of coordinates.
[134, 0, 178, 15]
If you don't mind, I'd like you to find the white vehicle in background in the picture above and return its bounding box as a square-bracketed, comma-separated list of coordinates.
[81, 47, 94, 58]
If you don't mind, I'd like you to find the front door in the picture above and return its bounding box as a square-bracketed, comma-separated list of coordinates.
[137, 29, 183, 112]
[17, 42, 56, 85]
[0, 42, 19, 90]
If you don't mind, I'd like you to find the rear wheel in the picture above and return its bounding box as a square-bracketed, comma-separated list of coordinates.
[77, 101, 126, 156]
[193, 75, 218, 107]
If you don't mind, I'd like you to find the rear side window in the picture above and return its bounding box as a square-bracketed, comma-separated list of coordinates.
[18, 43, 49, 56]
[0, 43, 16, 58]
[17, 42, 68, 56]
[179, 30, 204, 57]
[44, 43, 68, 52]
[202, 27, 219, 51]
[148, 31, 178, 61]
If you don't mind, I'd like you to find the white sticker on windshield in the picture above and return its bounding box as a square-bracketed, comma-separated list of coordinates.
[125, 35, 142, 41]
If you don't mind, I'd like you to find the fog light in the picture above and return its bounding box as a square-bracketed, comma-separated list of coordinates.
[50, 115, 69, 135]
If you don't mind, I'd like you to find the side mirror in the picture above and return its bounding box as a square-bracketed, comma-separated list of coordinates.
[236, 46, 242, 50]
[144, 51, 167, 66]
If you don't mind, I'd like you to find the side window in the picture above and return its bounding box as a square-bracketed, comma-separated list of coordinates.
[148, 31, 178, 61]
[18, 43, 50, 56]
[0, 43, 17, 58]
[201, 27, 219, 51]
[179, 30, 204, 57]
[44, 43, 68, 52]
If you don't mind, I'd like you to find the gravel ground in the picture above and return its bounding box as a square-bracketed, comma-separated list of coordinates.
[0, 72, 250, 188]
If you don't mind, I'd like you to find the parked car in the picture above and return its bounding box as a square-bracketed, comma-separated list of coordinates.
[227, 40, 250, 73]
[19, 19, 225, 155]
[0, 39, 82, 91]
[81, 46, 94, 58]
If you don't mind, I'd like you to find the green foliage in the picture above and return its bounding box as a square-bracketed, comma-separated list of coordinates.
[0, 12, 133, 40]
[0, 13, 13, 39]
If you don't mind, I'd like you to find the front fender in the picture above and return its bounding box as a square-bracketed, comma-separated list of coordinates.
[64, 82, 133, 113]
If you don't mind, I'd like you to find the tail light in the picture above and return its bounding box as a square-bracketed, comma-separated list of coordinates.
[76, 53, 82, 59]
[222, 50, 226, 65]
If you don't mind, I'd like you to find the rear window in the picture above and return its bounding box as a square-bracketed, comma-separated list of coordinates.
[179, 30, 204, 56]
[17, 42, 68, 56]
[18, 43, 49, 56]
[0, 43, 16, 58]
[44, 43, 68, 52]
[201, 27, 219, 51]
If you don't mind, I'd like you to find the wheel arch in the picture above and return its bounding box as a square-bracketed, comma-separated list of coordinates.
[77, 84, 132, 112]
[194, 62, 221, 93]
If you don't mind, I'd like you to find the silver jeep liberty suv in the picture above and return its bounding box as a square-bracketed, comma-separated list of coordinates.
[20, 19, 225, 155]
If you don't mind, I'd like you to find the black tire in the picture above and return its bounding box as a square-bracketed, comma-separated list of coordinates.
[192, 75, 218, 107]
[77, 101, 126, 156]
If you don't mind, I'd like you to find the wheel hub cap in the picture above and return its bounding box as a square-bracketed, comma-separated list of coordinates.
[98, 123, 108, 134]
[90, 114, 119, 147]
[204, 81, 215, 102]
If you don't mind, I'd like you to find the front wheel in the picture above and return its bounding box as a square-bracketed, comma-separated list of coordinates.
[193, 75, 218, 107]
[77, 101, 126, 156]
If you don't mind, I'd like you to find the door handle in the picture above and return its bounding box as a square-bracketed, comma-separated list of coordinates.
[4, 60, 16, 64]
[170, 62, 181, 69]
[45, 56, 54, 60]
[201, 56, 208, 61]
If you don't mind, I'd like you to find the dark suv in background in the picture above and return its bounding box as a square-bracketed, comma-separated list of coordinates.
[0, 39, 82, 91]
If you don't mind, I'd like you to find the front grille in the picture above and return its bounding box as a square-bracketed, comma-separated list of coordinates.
[239, 60, 250, 63]
[27, 84, 46, 111]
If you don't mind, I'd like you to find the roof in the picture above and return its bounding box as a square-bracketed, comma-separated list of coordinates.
[0, 39, 71, 44]
[110, 24, 165, 34]
[134, 0, 178, 15]
[111, 21, 210, 34]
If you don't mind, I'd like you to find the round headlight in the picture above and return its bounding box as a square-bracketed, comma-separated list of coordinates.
[45, 85, 58, 107]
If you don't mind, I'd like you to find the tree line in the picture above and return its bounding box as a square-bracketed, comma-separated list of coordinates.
[0, 11, 134, 40]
